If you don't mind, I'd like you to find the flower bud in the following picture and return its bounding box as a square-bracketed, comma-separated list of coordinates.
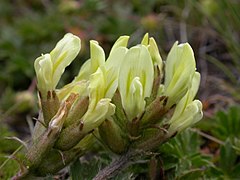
[99, 118, 129, 154]
[26, 101, 70, 169]
[40, 91, 60, 125]
[64, 96, 89, 127]
[48, 101, 68, 132]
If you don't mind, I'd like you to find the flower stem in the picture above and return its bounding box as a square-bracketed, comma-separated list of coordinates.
[93, 150, 137, 180]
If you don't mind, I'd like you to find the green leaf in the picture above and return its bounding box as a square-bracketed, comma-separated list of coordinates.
[70, 159, 82, 180]
[219, 139, 237, 174]
[69, 153, 110, 180]
[177, 169, 204, 180]
[211, 106, 240, 141]
[160, 129, 213, 179]
[232, 163, 240, 178]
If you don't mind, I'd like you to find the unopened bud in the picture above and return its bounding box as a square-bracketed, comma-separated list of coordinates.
[99, 118, 129, 154]
[41, 91, 60, 125]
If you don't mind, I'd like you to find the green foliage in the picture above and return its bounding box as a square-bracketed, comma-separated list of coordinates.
[0, 125, 19, 153]
[218, 140, 240, 179]
[197, 106, 240, 179]
[201, 106, 240, 154]
[0, 1, 65, 90]
[0, 154, 19, 180]
[211, 106, 240, 141]
[203, 139, 240, 179]
[0, 125, 21, 180]
[70, 153, 111, 180]
[197, 0, 240, 84]
[160, 129, 213, 179]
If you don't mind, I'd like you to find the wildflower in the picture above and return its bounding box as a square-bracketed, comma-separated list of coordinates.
[53, 36, 130, 150]
[74, 36, 129, 82]
[168, 72, 203, 134]
[118, 44, 154, 120]
[34, 33, 81, 98]
[164, 42, 196, 108]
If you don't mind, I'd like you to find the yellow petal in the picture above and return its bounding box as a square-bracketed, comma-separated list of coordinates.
[124, 77, 145, 120]
[88, 67, 106, 111]
[50, 33, 81, 88]
[141, 33, 149, 45]
[170, 72, 201, 120]
[168, 100, 203, 133]
[109, 35, 129, 55]
[74, 59, 91, 82]
[82, 98, 115, 133]
[34, 54, 53, 95]
[105, 47, 128, 98]
[90, 40, 105, 73]
[149, 37, 163, 70]
[56, 80, 88, 101]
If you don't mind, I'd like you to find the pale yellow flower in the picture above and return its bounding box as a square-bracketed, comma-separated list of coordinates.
[168, 72, 203, 133]
[119, 45, 154, 120]
[164, 42, 197, 107]
[34, 33, 81, 98]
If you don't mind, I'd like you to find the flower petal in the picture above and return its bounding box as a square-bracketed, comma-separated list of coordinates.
[74, 59, 91, 82]
[170, 72, 201, 120]
[90, 40, 105, 73]
[168, 100, 203, 133]
[141, 33, 149, 45]
[109, 35, 129, 55]
[88, 67, 106, 111]
[125, 77, 145, 120]
[50, 33, 81, 88]
[56, 80, 88, 101]
[34, 54, 53, 94]
[149, 37, 163, 70]
[82, 98, 115, 133]
[105, 47, 128, 98]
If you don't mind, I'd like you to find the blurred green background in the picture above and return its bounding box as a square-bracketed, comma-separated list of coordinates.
[0, 0, 240, 179]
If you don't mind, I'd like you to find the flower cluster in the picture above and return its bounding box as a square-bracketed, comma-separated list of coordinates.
[30, 33, 202, 175]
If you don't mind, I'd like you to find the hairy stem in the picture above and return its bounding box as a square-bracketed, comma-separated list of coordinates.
[93, 130, 172, 180]
[93, 150, 137, 180]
